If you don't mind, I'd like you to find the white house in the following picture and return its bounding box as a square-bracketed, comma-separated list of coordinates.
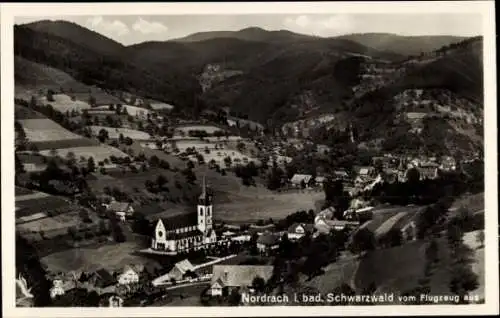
[209, 265, 274, 296]
[290, 174, 313, 187]
[117, 265, 144, 285]
[287, 223, 314, 241]
[107, 201, 134, 221]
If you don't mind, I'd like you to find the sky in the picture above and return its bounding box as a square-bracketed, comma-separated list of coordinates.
[14, 14, 483, 46]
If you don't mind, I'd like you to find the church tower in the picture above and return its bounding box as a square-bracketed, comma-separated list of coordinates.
[197, 176, 213, 233]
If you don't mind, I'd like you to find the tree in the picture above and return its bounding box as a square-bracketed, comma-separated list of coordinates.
[97, 129, 109, 143]
[348, 228, 376, 254]
[251, 276, 266, 293]
[47, 89, 55, 102]
[156, 174, 167, 189]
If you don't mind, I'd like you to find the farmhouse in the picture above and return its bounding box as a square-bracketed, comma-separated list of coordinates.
[117, 265, 144, 285]
[315, 216, 360, 233]
[107, 201, 135, 221]
[82, 269, 116, 295]
[165, 259, 195, 281]
[287, 223, 315, 241]
[151, 178, 217, 254]
[209, 265, 274, 296]
[290, 174, 314, 188]
[256, 233, 280, 254]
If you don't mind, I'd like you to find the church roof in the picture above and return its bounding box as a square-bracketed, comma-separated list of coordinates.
[165, 229, 203, 240]
[160, 213, 198, 231]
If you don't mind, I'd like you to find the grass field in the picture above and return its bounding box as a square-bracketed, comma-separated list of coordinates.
[15, 104, 45, 120]
[174, 125, 224, 135]
[89, 125, 151, 140]
[16, 195, 72, 218]
[354, 240, 427, 294]
[39, 94, 91, 113]
[17, 210, 81, 233]
[94, 105, 153, 117]
[39, 145, 128, 162]
[19, 119, 82, 142]
[40, 241, 160, 273]
[303, 255, 360, 294]
[30, 138, 100, 151]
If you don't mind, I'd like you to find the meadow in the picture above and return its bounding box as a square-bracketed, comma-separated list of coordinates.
[38, 93, 91, 113]
[39, 145, 128, 162]
[89, 125, 152, 140]
[19, 118, 82, 142]
[40, 241, 160, 273]
[174, 125, 224, 135]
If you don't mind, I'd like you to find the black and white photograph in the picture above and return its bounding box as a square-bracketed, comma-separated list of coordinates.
[1, 1, 497, 316]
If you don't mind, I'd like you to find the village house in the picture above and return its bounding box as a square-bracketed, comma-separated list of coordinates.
[82, 269, 117, 295]
[333, 170, 349, 181]
[151, 178, 217, 254]
[106, 201, 134, 221]
[287, 223, 315, 241]
[165, 259, 195, 282]
[416, 162, 439, 180]
[256, 232, 280, 254]
[16, 273, 34, 307]
[290, 174, 314, 188]
[314, 176, 326, 187]
[440, 156, 457, 171]
[209, 265, 274, 296]
[117, 265, 144, 285]
[48, 272, 79, 299]
[315, 216, 360, 234]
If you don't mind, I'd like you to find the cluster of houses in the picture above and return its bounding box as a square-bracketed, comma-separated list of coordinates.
[287, 154, 458, 193]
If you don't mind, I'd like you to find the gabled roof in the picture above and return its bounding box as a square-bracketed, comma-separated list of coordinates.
[211, 265, 274, 288]
[108, 202, 131, 212]
[290, 174, 313, 184]
[174, 259, 194, 275]
[123, 264, 144, 274]
[158, 213, 198, 231]
[92, 269, 116, 288]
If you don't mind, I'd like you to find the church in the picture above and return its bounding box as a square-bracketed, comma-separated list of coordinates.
[151, 178, 217, 254]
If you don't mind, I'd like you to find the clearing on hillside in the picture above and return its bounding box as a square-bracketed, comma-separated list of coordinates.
[39, 145, 128, 162]
[19, 118, 82, 142]
[38, 94, 91, 113]
[174, 125, 224, 135]
[89, 126, 152, 140]
[94, 104, 153, 117]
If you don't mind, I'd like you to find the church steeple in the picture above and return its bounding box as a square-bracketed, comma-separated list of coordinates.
[198, 175, 212, 206]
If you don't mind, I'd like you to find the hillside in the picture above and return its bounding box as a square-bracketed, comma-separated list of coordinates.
[22, 20, 125, 56]
[14, 24, 201, 110]
[14, 21, 483, 156]
[338, 33, 467, 56]
[171, 27, 317, 43]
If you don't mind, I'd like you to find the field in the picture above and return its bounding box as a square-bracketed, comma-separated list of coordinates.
[71, 91, 122, 106]
[150, 101, 174, 111]
[354, 240, 427, 295]
[40, 241, 160, 273]
[174, 125, 224, 135]
[17, 210, 81, 234]
[15, 104, 45, 120]
[89, 126, 152, 140]
[15, 56, 90, 93]
[214, 190, 324, 223]
[188, 149, 260, 168]
[16, 194, 72, 219]
[93, 105, 153, 117]
[38, 94, 91, 112]
[27, 138, 99, 151]
[303, 255, 360, 294]
[39, 145, 128, 162]
[19, 119, 82, 142]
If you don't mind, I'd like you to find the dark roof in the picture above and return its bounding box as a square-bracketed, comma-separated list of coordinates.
[256, 233, 280, 246]
[165, 229, 203, 240]
[160, 213, 198, 231]
[93, 269, 116, 288]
